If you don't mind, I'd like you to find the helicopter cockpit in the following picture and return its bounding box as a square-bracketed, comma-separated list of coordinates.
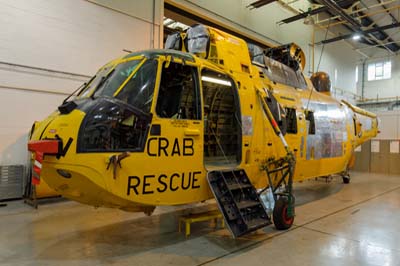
[67, 55, 158, 153]
[55, 44, 241, 169]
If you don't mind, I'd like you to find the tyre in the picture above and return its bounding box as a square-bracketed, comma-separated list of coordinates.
[342, 175, 350, 184]
[273, 197, 294, 230]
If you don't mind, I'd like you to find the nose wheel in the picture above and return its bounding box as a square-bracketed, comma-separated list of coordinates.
[342, 175, 350, 184]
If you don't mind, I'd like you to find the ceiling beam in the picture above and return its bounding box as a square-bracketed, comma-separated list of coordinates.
[277, 0, 354, 24]
[318, 0, 361, 29]
[376, 0, 399, 23]
[247, 0, 277, 9]
[318, 0, 397, 53]
[278, 6, 326, 24]
[316, 22, 400, 44]
[355, 40, 400, 50]
[316, 0, 398, 27]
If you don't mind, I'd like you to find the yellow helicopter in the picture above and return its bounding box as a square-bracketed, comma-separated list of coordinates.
[28, 24, 377, 237]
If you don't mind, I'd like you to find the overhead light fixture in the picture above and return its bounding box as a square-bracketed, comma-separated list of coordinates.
[201, 76, 231, 86]
[352, 34, 361, 41]
[303, 8, 315, 25]
[304, 15, 315, 25]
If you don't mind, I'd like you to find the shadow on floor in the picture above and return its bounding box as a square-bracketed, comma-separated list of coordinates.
[33, 204, 261, 261]
[31, 178, 344, 261]
[294, 176, 344, 206]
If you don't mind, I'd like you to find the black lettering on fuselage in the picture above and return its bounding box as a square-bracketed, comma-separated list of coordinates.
[192, 171, 201, 189]
[170, 173, 180, 191]
[183, 138, 194, 156]
[146, 137, 194, 157]
[157, 174, 168, 192]
[171, 138, 181, 156]
[158, 138, 169, 156]
[181, 172, 191, 190]
[127, 176, 140, 195]
[126, 171, 201, 196]
[143, 175, 155, 194]
[147, 138, 157, 156]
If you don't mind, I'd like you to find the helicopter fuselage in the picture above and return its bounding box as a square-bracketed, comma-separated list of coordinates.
[28, 27, 378, 213]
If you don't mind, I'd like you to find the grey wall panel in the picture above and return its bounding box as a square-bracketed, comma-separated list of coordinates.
[354, 139, 400, 175]
[389, 153, 400, 175]
[370, 140, 389, 174]
[354, 140, 371, 172]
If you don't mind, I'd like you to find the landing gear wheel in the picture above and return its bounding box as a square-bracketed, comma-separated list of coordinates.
[273, 197, 294, 230]
[342, 175, 350, 184]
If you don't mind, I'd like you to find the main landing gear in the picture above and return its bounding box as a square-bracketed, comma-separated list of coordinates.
[273, 197, 295, 230]
[260, 154, 296, 230]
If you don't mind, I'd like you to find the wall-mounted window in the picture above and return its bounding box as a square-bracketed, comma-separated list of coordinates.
[368, 60, 391, 81]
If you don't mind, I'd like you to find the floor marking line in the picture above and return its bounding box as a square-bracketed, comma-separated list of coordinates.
[197, 185, 400, 266]
[301, 226, 400, 253]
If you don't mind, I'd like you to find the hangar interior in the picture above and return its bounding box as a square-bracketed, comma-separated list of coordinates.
[1, 0, 400, 265]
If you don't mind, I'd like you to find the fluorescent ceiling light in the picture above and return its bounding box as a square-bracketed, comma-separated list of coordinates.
[163, 17, 189, 31]
[168, 22, 189, 30]
[163, 18, 173, 26]
[201, 76, 231, 86]
[352, 34, 361, 40]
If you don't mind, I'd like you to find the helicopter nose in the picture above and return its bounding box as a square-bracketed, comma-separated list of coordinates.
[28, 139, 61, 185]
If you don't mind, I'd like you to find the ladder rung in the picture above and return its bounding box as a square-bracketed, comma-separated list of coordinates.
[237, 201, 261, 209]
[246, 218, 269, 229]
[227, 183, 253, 190]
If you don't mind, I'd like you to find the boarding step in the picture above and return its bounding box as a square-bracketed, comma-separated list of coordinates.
[178, 210, 225, 237]
[207, 169, 272, 238]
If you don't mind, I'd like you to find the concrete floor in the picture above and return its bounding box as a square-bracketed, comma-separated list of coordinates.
[1, 172, 400, 266]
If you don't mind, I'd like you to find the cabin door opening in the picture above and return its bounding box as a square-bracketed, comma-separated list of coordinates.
[201, 69, 241, 167]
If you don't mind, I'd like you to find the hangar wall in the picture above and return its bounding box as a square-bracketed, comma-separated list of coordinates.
[353, 56, 400, 173]
[357, 55, 400, 99]
[0, 0, 162, 165]
[313, 33, 359, 97]
[375, 110, 400, 140]
[354, 110, 400, 174]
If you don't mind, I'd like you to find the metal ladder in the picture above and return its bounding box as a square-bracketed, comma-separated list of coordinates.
[207, 169, 272, 238]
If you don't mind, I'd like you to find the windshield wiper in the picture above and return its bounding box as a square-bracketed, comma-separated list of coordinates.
[62, 81, 89, 104]
[91, 69, 116, 99]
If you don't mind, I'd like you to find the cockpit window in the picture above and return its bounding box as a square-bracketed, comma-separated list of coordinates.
[94, 59, 142, 98]
[116, 59, 158, 114]
[78, 98, 152, 152]
[156, 62, 200, 120]
[78, 65, 114, 98]
[77, 58, 157, 153]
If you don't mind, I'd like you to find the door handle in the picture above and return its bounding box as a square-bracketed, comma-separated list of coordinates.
[184, 129, 200, 136]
